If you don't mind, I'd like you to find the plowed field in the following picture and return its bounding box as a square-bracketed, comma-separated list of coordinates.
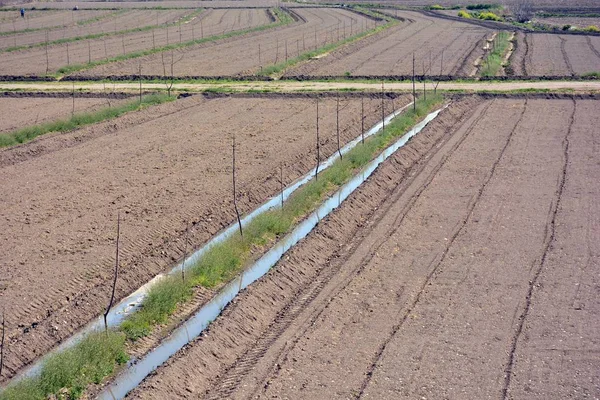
[510, 32, 600, 76]
[0, 94, 128, 134]
[0, 92, 408, 382]
[77, 8, 379, 78]
[0, 9, 192, 50]
[285, 11, 491, 78]
[0, 10, 113, 33]
[0, 8, 273, 76]
[126, 96, 600, 400]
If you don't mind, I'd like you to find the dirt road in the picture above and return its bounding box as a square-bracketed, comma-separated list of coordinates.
[1, 79, 600, 94]
[127, 96, 600, 399]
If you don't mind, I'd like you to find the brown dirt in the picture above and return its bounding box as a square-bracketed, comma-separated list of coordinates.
[77, 8, 380, 78]
[0, 95, 129, 134]
[0, 10, 112, 33]
[0, 8, 273, 76]
[126, 96, 599, 400]
[0, 9, 192, 50]
[285, 11, 491, 78]
[510, 32, 600, 76]
[0, 92, 409, 382]
[534, 16, 600, 30]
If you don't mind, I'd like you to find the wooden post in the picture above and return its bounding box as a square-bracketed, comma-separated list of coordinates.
[280, 163, 284, 209]
[103, 212, 120, 332]
[336, 94, 342, 159]
[139, 62, 143, 105]
[72, 82, 75, 116]
[423, 60, 426, 102]
[412, 53, 416, 111]
[315, 98, 320, 180]
[381, 81, 385, 133]
[232, 133, 243, 237]
[181, 223, 188, 282]
[0, 310, 5, 379]
[45, 31, 49, 74]
[361, 96, 365, 144]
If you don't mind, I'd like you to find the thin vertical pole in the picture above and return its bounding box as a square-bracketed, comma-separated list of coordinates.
[103, 212, 120, 332]
[315, 98, 320, 180]
[232, 133, 243, 237]
[336, 94, 342, 160]
[280, 163, 284, 209]
[361, 96, 365, 144]
[412, 52, 416, 111]
[181, 223, 188, 282]
[381, 81, 385, 133]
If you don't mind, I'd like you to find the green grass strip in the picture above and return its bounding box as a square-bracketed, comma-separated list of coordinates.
[260, 9, 395, 77]
[0, 93, 175, 148]
[480, 31, 511, 77]
[0, 331, 128, 400]
[52, 8, 293, 77]
[121, 92, 444, 340]
[1, 9, 203, 53]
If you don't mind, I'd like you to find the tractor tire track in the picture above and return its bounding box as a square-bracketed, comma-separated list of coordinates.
[201, 99, 491, 400]
[501, 98, 576, 400]
[355, 98, 528, 398]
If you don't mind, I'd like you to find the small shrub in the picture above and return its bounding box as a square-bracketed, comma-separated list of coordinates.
[429, 4, 444, 10]
[584, 25, 600, 32]
[466, 4, 497, 10]
[478, 11, 502, 21]
[458, 10, 472, 18]
[562, 24, 572, 31]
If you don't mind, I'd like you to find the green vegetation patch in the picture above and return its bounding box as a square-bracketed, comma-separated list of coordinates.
[480, 31, 511, 77]
[0, 331, 128, 400]
[458, 10, 503, 21]
[0, 93, 174, 148]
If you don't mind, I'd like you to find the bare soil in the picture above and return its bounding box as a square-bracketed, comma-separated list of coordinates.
[0, 8, 273, 76]
[510, 32, 600, 76]
[77, 8, 379, 78]
[0, 10, 112, 33]
[0, 9, 192, 50]
[285, 11, 491, 78]
[0, 92, 408, 382]
[0, 95, 128, 134]
[126, 96, 600, 400]
[534, 16, 600, 30]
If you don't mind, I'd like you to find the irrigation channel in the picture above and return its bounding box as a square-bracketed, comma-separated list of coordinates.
[97, 103, 448, 399]
[5, 100, 447, 398]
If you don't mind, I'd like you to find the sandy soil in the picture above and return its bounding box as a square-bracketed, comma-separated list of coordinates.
[0, 8, 273, 76]
[511, 32, 600, 76]
[0, 95, 129, 133]
[78, 8, 379, 78]
[285, 11, 490, 78]
[0, 92, 407, 382]
[127, 96, 599, 400]
[0, 9, 192, 50]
